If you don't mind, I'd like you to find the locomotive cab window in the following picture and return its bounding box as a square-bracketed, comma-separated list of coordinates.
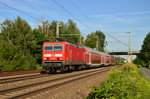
[44, 44, 62, 51]
[54, 44, 62, 51]
[44, 44, 53, 51]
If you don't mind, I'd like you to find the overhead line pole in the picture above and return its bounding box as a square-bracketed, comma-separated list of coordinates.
[56, 21, 59, 41]
[127, 32, 132, 63]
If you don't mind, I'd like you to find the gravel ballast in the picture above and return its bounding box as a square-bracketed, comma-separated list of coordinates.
[30, 68, 113, 99]
[0, 66, 120, 99]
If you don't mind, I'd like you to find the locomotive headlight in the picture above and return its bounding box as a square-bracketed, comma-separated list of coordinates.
[44, 54, 51, 57]
[43, 58, 47, 60]
[57, 57, 62, 60]
[55, 54, 62, 57]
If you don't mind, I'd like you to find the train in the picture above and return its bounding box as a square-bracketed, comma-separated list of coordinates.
[42, 41, 115, 73]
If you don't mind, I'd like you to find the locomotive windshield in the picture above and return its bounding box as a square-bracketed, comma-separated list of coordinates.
[54, 44, 62, 51]
[44, 44, 53, 51]
[44, 44, 62, 51]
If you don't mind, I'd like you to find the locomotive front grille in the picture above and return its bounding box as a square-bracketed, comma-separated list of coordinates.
[42, 60, 63, 68]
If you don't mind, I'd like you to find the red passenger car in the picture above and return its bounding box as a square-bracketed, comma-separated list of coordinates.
[84, 47, 102, 66]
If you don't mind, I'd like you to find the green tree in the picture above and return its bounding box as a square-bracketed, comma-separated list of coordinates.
[58, 21, 68, 41]
[84, 33, 98, 49]
[133, 58, 144, 67]
[65, 19, 81, 44]
[84, 31, 105, 51]
[59, 19, 82, 44]
[137, 32, 150, 67]
[37, 19, 82, 44]
[115, 57, 125, 65]
[38, 20, 56, 41]
[0, 17, 36, 71]
[95, 30, 105, 51]
[0, 17, 86, 71]
[32, 29, 47, 65]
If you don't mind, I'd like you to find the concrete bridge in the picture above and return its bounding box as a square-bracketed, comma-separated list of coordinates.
[108, 50, 140, 55]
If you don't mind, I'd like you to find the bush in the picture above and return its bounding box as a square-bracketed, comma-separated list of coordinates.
[36, 65, 43, 70]
[87, 63, 150, 99]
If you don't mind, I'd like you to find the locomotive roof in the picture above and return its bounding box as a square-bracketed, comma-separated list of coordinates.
[43, 41, 83, 48]
[44, 42, 69, 44]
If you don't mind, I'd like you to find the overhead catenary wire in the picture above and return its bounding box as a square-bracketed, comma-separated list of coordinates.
[70, 0, 128, 50]
[1, 0, 129, 51]
[19, 0, 46, 17]
[2, 0, 128, 48]
[70, 0, 89, 19]
[70, 0, 102, 30]
[0, 13, 9, 19]
[69, 0, 128, 49]
[19, 0, 49, 26]
[0, 1, 38, 20]
[107, 41, 127, 51]
[19, 0, 62, 23]
[106, 33, 128, 47]
[52, 0, 89, 30]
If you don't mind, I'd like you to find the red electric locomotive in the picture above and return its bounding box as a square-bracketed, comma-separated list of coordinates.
[42, 41, 115, 73]
[42, 42, 86, 73]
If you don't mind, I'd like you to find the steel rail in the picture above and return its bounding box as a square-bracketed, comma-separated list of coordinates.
[0, 67, 110, 96]
[11, 69, 109, 99]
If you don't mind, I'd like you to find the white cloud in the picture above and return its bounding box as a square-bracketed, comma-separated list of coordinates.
[0, 0, 50, 17]
[108, 16, 133, 23]
[0, 8, 20, 14]
[89, 11, 150, 18]
[117, 11, 150, 16]
[29, 22, 39, 28]
[78, 25, 89, 31]
[88, 11, 150, 24]
[77, 21, 105, 34]
[83, 22, 105, 28]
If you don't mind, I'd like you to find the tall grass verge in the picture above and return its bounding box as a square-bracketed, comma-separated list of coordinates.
[87, 63, 150, 99]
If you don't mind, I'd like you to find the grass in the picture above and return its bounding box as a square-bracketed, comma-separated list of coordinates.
[86, 63, 150, 99]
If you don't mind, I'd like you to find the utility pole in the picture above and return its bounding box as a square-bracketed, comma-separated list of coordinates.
[80, 35, 82, 45]
[0, 26, 1, 33]
[56, 21, 59, 41]
[46, 24, 49, 38]
[104, 41, 108, 53]
[96, 40, 98, 50]
[127, 32, 132, 63]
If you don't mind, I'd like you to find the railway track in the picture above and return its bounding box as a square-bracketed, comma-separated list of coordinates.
[0, 73, 50, 84]
[0, 67, 111, 99]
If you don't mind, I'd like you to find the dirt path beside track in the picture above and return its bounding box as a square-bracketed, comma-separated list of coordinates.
[140, 67, 150, 80]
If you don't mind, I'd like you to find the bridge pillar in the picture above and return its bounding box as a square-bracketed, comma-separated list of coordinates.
[127, 55, 132, 63]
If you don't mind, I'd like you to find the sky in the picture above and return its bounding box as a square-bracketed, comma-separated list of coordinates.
[0, 0, 150, 58]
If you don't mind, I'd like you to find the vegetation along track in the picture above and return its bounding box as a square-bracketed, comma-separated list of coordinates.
[0, 74, 50, 84]
[0, 66, 112, 99]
